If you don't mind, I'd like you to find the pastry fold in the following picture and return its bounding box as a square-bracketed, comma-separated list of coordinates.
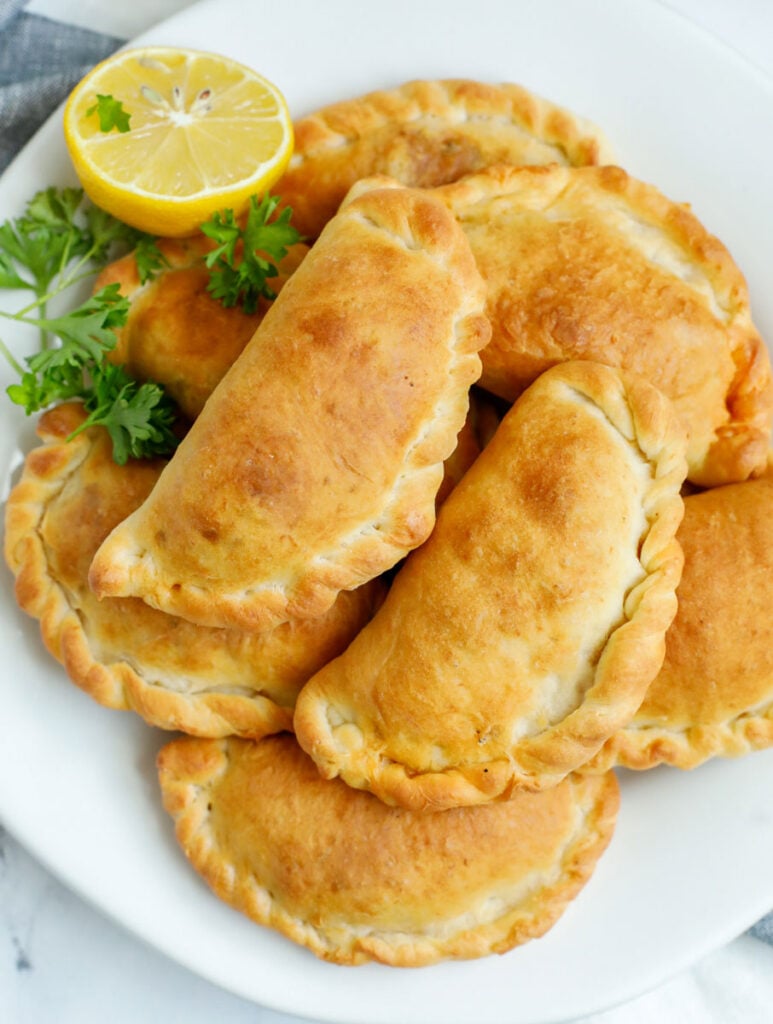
[277, 78, 614, 238]
[294, 361, 687, 809]
[4, 404, 383, 737]
[434, 163, 773, 486]
[157, 733, 619, 966]
[583, 463, 773, 771]
[88, 180, 489, 632]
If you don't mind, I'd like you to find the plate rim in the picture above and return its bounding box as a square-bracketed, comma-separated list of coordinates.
[1, 1, 773, 1022]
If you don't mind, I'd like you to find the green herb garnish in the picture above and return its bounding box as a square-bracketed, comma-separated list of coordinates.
[86, 94, 132, 134]
[0, 188, 176, 464]
[201, 193, 302, 314]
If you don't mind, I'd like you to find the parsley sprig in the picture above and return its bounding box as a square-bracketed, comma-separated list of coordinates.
[86, 94, 132, 134]
[201, 193, 302, 314]
[1, 187, 302, 464]
[0, 187, 176, 464]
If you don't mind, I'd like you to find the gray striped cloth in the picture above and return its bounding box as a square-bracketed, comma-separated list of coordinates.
[0, 0, 121, 171]
[1, 0, 772, 952]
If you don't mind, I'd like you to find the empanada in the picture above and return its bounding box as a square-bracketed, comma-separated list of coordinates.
[96, 235, 308, 420]
[433, 163, 773, 486]
[89, 180, 490, 632]
[4, 404, 383, 738]
[157, 733, 619, 966]
[583, 463, 773, 771]
[277, 78, 614, 238]
[294, 361, 687, 809]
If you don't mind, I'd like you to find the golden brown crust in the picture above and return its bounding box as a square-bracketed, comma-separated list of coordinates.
[294, 361, 687, 809]
[88, 181, 490, 632]
[94, 236, 308, 420]
[433, 163, 773, 487]
[157, 733, 619, 966]
[277, 78, 614, 238]
[582, 473, 773, 771]
[3, 404, 383, 737]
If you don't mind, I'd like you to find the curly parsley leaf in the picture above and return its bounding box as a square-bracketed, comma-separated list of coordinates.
[6, 285, 129, 413]
[133, 235, 170, 284]
[69, 363, 179, 465]
[28, 284, 128, 368]
[0, 249, 29, 290]
[0, 187, 174, 461]
[0, 187, 165, 309]
[3, 281, 179, 463]
[86, 94, 132, 134]
[201, 193, 302, 314]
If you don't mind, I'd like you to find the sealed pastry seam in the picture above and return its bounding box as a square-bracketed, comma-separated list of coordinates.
[288, 79, 613, 166]
[276, 79, 614, 239]
[158, 737, 620, 965]
[443, 165, 744, 322]
[4, 422, 294, 736]
[6, 407, 384, 737]
[107, 292, 482, 612]
[583, 704, 773, 773]
[580, 470, 773, 772]
[434, 163, 773, 486]
[294, 363, 687, 808]
[88, 183, 490, 633]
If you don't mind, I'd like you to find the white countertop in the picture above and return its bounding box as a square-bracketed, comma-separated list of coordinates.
[3, 1, 773, 1022]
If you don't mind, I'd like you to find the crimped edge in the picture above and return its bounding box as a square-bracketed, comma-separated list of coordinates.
[89, 181, 490, 633]
[580, 705, 773, 773]
[295, 361, 687, 810]
[157, 735, 620, 966]
[4, 406, 294, 738]
[434, 162, 773, 486]
[277, 78, 615, 236]
[291, 79, 613, 165]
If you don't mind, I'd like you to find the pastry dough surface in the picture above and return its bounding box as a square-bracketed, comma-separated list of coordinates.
[157, 733, 619, 966]
[4, 404, 383, 737]
[88, 181, 489, 632]
[434, 163, 773, 486]
[95, 236, 308, 421]
[583, 465, 773, 771]
[277, 78, 614, 238]
[294, 362, 687, 809]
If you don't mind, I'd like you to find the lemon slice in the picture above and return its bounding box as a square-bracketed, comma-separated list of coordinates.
[64, 46, 294, 237]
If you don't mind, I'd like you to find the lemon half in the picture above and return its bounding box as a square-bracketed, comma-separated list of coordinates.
[64, 46, 294, 237]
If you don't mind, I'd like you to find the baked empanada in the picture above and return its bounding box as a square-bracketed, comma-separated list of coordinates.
[583, 464, 773, 771]
[4, 404, 383, 737]
[434, 163, 773, 486]
[294, 361, 687, 809]
[89, 180, 489, 632]
[95, 235, 308, 420]
[277, 78, 614, 238]
[157, 733, 619, 966]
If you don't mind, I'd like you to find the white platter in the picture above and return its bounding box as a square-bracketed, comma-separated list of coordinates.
[1, 1, 773, 1022]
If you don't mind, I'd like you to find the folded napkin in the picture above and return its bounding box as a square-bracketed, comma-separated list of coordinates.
[0, 0, 122, 171]
[751, 915, 773, 943]
[1, 0, 772, 953]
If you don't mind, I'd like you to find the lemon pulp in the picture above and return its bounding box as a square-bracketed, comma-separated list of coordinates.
[64, 47, 294, 236]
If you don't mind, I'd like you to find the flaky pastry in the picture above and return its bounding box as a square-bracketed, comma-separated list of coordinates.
[4, 404, 383, 737]
[433, 163, 773, 486]
[276, 78, 614, 238]
[88, 180, 490, 632]
[95, 235, 308, 420]
[157, 733, 619, 966]
[294, 361, 687, 809]
[583, 463, 773, 771]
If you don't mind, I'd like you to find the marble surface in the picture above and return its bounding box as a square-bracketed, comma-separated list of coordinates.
[3, 1, 773, 1022]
